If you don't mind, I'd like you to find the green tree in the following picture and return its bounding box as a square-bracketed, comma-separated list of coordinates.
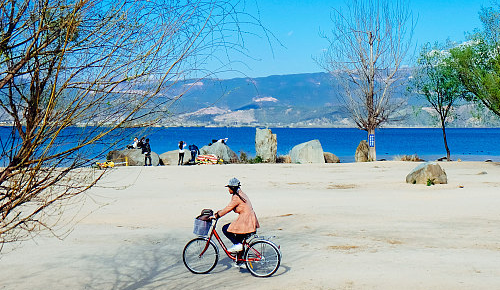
[450, 6, 500, 117]
[411, 42, 469, 161]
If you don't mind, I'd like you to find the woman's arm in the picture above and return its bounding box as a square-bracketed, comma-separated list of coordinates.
[216, 195, 240, 218]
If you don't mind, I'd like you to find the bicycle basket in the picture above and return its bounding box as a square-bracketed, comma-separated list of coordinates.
[193, 218, 211, 236]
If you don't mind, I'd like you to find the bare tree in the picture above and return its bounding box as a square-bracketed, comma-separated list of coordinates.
[319, 0, 414, 161]
[0, 0, 262, 247]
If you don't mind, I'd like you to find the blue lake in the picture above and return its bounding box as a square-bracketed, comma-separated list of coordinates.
[141, 127, 500, 162]
[1, 127, 499, 163]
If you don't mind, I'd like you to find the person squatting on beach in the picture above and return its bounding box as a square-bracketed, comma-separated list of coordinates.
[143, 138, 152, 166]
[214, 178, 259, 266]
[189, 144, 200, 164]
[127, 137, 139, 149]
[178, 141, 187, 165]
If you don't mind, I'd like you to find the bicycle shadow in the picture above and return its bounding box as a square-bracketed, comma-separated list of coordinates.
[78, 233, 290, 290]
[217, 252, 291, 277]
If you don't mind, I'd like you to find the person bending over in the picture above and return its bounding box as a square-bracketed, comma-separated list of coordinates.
[214, 178, 259, 254]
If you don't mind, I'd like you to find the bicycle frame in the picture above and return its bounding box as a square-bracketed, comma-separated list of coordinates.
[199, 218, 262, 263]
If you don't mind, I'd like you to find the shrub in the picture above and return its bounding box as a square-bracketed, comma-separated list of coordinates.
[238, 152, 263, 164]
[276, 155, 291, 163]
[239, 151, 249, 163]
[394, 154, 424, 162]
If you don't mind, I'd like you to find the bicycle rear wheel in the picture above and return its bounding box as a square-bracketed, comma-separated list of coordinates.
[183, 237, 219, 274]
[244, 240, 281, 277]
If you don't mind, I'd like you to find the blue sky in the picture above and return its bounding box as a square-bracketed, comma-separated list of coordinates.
[214, 0, 490, 79]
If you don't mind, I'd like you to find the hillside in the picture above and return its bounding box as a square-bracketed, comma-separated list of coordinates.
[2, 72, 497, 127]
[161, 72, 500, 128]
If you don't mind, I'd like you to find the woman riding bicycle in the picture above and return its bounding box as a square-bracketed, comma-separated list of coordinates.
[214, 177, 259, 253]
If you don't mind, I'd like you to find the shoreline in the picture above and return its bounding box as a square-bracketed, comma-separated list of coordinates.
[2, 124, 500, 129]
[1, 127, 500, 163]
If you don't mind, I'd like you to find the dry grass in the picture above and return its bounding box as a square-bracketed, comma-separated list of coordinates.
[328, 184, 357, 189]
[393, 154, 424, 161]
[387, 239, 403, 245]
[328, 245, 360, 251]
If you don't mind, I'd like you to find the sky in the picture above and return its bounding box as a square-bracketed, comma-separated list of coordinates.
[212, 0, 491, 79]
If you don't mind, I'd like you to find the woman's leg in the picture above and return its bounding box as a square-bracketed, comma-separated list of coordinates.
[222, 223, 241, 245]
[178, 152, 184, 165]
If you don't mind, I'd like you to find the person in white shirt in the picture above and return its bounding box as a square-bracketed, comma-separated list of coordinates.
[178, 141, 187, 165]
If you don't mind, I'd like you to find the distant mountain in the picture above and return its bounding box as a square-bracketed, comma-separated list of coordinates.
[2, 71, 497, 128]
[159, 72, 500, 128]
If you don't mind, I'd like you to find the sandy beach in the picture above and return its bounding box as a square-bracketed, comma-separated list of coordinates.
[1, 161, 500, 290]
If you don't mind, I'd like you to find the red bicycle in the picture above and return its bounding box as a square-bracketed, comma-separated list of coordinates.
[182, 217, 281, 277]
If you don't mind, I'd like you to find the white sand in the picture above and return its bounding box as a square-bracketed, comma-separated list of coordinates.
[1, 161, 500, 290]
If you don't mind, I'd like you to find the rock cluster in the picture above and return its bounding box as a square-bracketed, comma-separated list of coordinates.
[108, 133, 349, 166]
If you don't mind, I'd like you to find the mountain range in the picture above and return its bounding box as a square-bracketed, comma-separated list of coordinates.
[2, 71, 497, 128]
[161, 71, 500, 128]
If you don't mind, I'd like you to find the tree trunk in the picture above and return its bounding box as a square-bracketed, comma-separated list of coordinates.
[368, 129, 376, 161]
[440, 119, 451, 161]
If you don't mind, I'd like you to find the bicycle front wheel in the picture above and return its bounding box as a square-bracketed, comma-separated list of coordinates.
[183, 237, 219, 274]
[244, 240, 281, 277]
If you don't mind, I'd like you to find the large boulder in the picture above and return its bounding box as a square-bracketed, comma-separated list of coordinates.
[159, 150, 192, 166]
[355, 140, 369, 162]
[255, 128, 277, 163]
[200, 142, 238, 163]
[107, 149, 160, 166]
[324, 152, 340, 163]
[290, 140, 325, 164]
[406, 162, 448, 184]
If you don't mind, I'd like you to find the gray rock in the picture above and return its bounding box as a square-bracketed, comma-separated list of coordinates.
[290, 140, 325, 164]
[200, 142, 238, 163]
[324, 152, 340, 163]
[159, 150, 192, 166]
[255, 128, 277, 163]
[406, 162, 448, 184]
[355, 140, 369, 162]
[107, 149, 160, 166]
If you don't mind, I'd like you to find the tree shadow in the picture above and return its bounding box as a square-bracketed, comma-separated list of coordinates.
[79, 234, 289, 290]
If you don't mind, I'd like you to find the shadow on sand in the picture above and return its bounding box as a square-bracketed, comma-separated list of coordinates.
[80, 234, 288, 290]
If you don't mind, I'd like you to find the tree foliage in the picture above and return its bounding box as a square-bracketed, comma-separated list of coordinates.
[450, 5, 500, 117]
[0, 0, 260, 246]
[410, 42, 469, 160]
[319, 0, 414, 161]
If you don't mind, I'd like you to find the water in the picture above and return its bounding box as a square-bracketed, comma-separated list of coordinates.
[2, 126, 499, 163]
[142, 127, 500, 162]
